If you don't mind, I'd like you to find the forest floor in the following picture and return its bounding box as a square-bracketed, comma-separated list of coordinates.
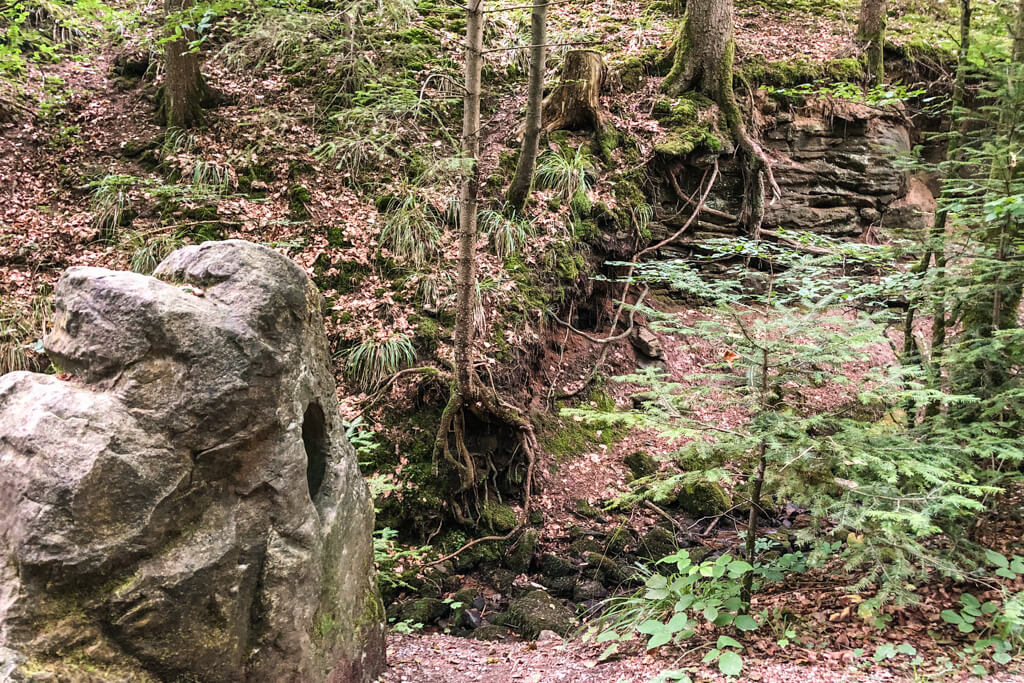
[2, 0, 1024, 681]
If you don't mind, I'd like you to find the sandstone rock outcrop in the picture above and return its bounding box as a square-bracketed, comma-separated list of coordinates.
[0, 240, 385, 682]
[652, 98, 935, 241]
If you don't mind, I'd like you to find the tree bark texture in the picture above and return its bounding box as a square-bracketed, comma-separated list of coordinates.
[160, 0, 206, 129]
[541, 49, 605, 133]
[858, 0, 886, 84]
[454, 0, 484, 395]
[506, 0, 548, 214]
[662, 0, 733, 98]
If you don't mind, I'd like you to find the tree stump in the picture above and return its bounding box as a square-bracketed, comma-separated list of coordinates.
[542, 49, 607, 133]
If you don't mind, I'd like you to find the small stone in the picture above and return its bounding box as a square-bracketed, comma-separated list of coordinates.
[536, 630, 564, 644]
[508, 590, 575, 639]
[629, 326, 663, 358]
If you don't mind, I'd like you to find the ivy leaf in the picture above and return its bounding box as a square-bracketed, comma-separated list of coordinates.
[717, 635, 743, 650]
[718, 650, 743, 677]
[734, 614, 759, 631]
[940, 610, 963, 625]
[985, 549, 1009, 569]
[647, 630, 673, 650]
[636, 619, 665, 635]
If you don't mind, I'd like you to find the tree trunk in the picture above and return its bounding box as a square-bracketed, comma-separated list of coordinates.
[541, 50, 605, 134]
[159, 0, 206, 129]
[662, 0, 733, 98]
[858, 0, 886, 85]
[506, 0, 548, 214]
[454, 0, 484, 395]
[661, 0, 779, 235]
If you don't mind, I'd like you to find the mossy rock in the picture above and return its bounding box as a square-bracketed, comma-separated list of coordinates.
[584, 552, 634, 586]
[616, 56, 645, 92]
[568, 537, 603, 557]
[481, 501, 518, 533]
[490, 569, 516, 593]
[504, 528, 539, 573]
[574, 499, 601, 519]
[539, 553, 576, 579]
[637, 526, 677, 561]
[674, 481, 730, 517]
[573, 580, 608, 602]
[398, 597, 449, 625]
[624, 451, 657, 478]
[508, 590, 575, 639]
[452, 539, 503, 572]
[604, 525, 632, 555]
[538, 574, 576, 598]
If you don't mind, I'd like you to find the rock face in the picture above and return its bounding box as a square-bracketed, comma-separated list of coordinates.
[0, 240, 385, 682]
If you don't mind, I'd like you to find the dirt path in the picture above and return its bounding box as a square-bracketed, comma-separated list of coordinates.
[379, 632, 1017, 683]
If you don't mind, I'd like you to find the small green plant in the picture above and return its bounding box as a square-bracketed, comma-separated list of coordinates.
[85, 174, 138, 238]
[123, 228, 185, 275]
[343, 334, 416, 391]
[479, 208, 533, 259]
[0, 295, 51, 375]
[767, 80, 926, 107]
[378, 195, 442, 268]
[586, 549, 757, 677]
[389, 618, 422, 634]
[536, 145, 592, 211]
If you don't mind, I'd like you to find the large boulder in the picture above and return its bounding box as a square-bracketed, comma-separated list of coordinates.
[0, 240, 385, 682]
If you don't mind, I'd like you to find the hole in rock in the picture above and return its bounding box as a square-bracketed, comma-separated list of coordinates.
[303, 403, 328, 501]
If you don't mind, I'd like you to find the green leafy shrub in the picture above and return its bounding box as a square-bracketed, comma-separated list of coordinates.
[585, 549, 757, 678]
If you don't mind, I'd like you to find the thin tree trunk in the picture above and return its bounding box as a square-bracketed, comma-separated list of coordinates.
[902, 0, 971, 372]
[454, 0, 484, 395]
[858, 0, 886, 85]
[506, 0, 547, 214]
[159, 0, 206, 129]
[741, 346, 770, 608]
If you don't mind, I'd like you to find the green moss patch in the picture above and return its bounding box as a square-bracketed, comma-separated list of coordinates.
[652, 93, 726, 157]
